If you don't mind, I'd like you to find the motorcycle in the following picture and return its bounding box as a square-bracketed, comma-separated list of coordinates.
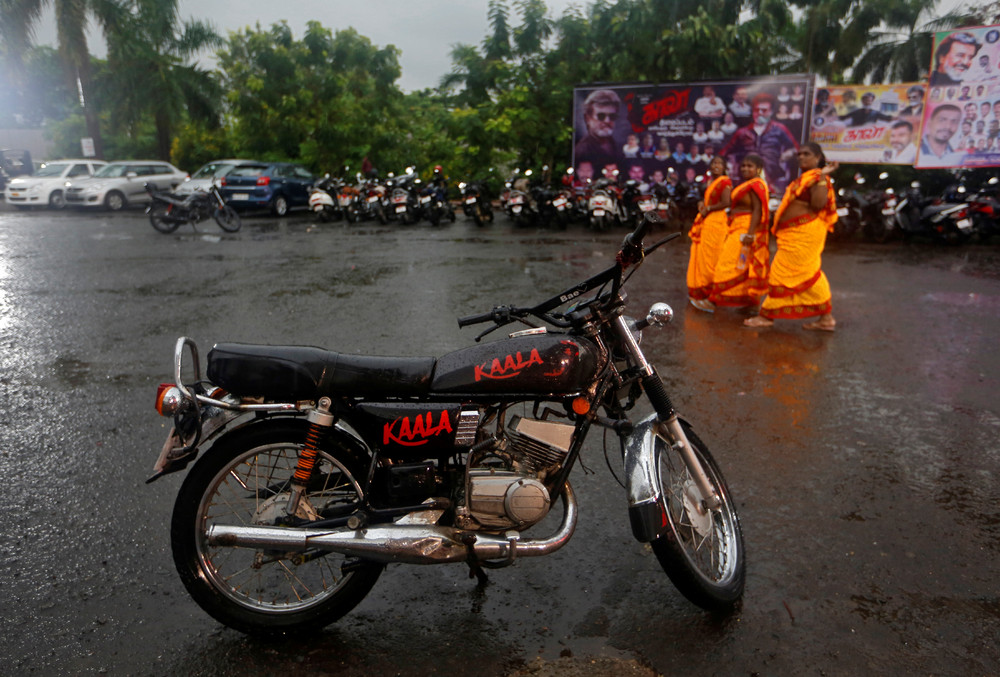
[621, 180, 658, 231]
[387, 169, 420, 225]
[834, 174, 866, 240]
[146, 182, 241, 234]
[893, 181, 973, 244]
[459, 180, 494, 227]
[149, 212, 746, 635]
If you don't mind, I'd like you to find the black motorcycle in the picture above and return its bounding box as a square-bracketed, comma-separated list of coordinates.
[150, 212, 746, 635]
[459, 180, 494, 227]
[147, 183, 241, 234]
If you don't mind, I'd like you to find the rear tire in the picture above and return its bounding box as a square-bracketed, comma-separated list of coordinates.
[149, 203, 179, 233]
[650, 421, 745, 611]
[271, 194, 289, 217]
[214, 205, 242, 232]
[171, 420, 383, 636]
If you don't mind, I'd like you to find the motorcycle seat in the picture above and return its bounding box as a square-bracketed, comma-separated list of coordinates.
[207, 343, 435, 400]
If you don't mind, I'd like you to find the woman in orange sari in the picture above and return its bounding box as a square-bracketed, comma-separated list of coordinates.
[708, 153, 769, 309]
[745, 142, 838, 331]
[687, 156, 732, 311]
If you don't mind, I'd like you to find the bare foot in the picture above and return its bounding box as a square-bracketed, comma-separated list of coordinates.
[743, 316, 773, 328]
[803, 318, 836, 332]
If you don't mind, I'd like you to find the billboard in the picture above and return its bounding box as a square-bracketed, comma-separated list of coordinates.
[916, 24, 1000, 168]
[573, 75, 814, 195]
[810, 83, 926, 164]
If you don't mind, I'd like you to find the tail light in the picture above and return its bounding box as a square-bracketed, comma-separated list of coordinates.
[220, 177, 227, 186]
[256, 176, 271, 186]
[954, 208, 968, 219]
[155, 383, 183, 416]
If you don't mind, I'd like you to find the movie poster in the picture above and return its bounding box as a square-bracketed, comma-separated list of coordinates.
[572, 75, 814, 195]
[916, 24, 1000, 169]
[810, 84, 925, 164]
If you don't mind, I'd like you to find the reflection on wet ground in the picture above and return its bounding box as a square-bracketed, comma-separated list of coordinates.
[1, 208, 999, 675]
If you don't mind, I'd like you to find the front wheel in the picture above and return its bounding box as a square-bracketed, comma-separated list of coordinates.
[149, 203, 179, 233]
[170, 421, 383, 636]
[651, 420, 745, 611]
[214, 205, 242, 232]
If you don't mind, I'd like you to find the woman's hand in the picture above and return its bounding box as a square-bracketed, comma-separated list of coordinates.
[821, 160, 840, 176]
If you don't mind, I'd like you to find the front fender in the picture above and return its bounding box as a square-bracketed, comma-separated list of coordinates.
[623, 413, 670, 542]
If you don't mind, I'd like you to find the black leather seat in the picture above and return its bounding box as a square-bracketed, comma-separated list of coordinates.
[207, 343, 436, 400]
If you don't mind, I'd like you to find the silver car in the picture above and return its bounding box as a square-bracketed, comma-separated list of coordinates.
[65, 160, 188, 211]
[4, 159, 107, 209]
[175, 159, 256, 195]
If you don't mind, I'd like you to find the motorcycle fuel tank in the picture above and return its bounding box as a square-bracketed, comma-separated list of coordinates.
[430, 334, 599, 397]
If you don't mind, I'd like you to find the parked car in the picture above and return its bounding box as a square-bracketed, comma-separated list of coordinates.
[4, 159, 107, 209]
[175, 158, 256, 196]
[0, 148, 34, 193]
[65, 160, 188, 211]
[219, 162, 315, 216]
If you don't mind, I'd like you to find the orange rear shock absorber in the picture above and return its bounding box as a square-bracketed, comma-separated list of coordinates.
[286, 397, 334, 515]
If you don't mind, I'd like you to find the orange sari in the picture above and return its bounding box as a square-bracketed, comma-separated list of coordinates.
[686, 175, 732, 301]
[760, 169, 837, 320]
[709, 177, 770, 307]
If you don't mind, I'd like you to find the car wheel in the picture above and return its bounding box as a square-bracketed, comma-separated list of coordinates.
[271, 195, 289, 217]
[105, 191, 126, 211]
[48, 191, 67, 210]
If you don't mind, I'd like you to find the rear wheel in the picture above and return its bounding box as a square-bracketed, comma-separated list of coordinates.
[651, 421, 745, 611]
[214, 205, 242, 232]
[149, 203, 179, 233]
[171, 421, 383, 636]
[271, 194, 289, 217]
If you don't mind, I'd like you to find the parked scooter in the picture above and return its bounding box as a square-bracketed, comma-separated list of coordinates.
[309, 175, 339, 222]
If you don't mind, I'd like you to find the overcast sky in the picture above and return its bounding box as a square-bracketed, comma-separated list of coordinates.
[32, 0, 585, 92]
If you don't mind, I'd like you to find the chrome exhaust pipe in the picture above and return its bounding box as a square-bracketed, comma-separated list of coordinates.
[206, 483, 577, 565]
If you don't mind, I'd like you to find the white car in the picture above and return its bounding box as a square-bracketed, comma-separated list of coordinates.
[4, 159, 107, 209]
[175, 158, 256, 195]
[64, 160, 188, 211]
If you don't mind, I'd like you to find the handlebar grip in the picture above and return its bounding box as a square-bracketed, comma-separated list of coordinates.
[624, 210, 662, 248]
[457, 311, 495, 328]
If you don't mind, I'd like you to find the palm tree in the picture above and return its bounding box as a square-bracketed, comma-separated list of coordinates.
[0, 0, 114, 157]
[102, 0, 221, 160]
[851, 0, 971, 83]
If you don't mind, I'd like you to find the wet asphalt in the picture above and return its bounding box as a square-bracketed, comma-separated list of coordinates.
[0, 202, 999, 676]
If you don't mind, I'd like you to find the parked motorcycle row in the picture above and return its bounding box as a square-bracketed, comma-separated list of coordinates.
[308, 167, 457, 227]
[834, 172, 1000, 244]
[498, 167, 690, 232]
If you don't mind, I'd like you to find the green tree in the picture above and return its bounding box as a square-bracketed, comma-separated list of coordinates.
[101, 0, 222, 161]
[217, 21, 402, 172]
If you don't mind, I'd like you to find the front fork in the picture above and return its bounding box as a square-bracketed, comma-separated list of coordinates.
[612, 315, 721, 511]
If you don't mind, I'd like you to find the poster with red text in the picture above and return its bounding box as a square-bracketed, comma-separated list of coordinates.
[573, 75, 814, 195]
[810, 83, 925, 164]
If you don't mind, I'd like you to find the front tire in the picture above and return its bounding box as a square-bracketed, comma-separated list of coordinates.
[214, 205, 242, 232]
[48, 190, 66, 210]
[170, 421, 383, 636]
[651, 421, 745, 611]
[105, 190, 126, 211]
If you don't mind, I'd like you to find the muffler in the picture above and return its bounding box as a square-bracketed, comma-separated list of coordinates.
[206, 483, 577, 565]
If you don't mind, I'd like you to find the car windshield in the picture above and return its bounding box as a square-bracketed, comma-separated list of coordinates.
[192, 162, 241, 180]
[35, 163, 71, 178]
[93, 164, 131, 178]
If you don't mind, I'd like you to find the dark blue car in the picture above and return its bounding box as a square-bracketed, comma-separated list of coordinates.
[219, 162, 315, 216]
